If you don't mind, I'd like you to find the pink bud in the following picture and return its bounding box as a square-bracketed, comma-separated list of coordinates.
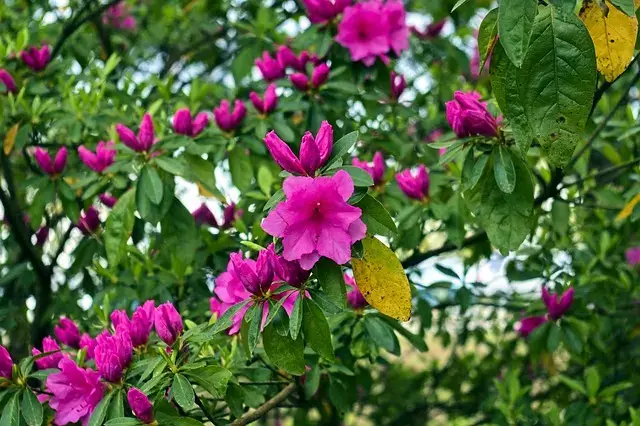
[78, 206, 101, 234]
[111, 309, 131, 331]
[154, 302, 183, 346]
[32, 336, 63, 369]
[116, 124, 140, 151]
[138, 113, 155, 151]
[542, 286, 574, 320]
[299, 132, 321, 175]
[352, 151, 385, 186]
[390, 71, 406, 100]
[52, 147, 67, 174]
[272, 251, 310, 288]
[276, 45, 300, 70]
[0, 69, 17, 94]
[445, 91, 498, 138]
[130, 300, 155, 347]
[214, 100, 246, 132]
[290, 73, 310, 91]
[516, 316, 546, 337]
[21, 45, 50, 72]
[192, 203, 218, 228]
[0, 346, 13, 380]
[396, 164, 429, 201]
[222, 203, 242, 228]
[314, 120, 333, 165]
[172, 108, 192, 135]
[311, 63, 330, 87]
[99, 193, 118, 208]
[191, 112, 209, 136]
[303, 0, 351, 23]
[127, 388, 154, 423]
[94, 330, 133, 382]
[255, 51, 285, 82]
[345, 274, 367, 309]
[79, 333, 97, 360]
[626, 247, 640, 266]
[250, 84, 278, 115]
[35, 226, 49, 246]
[264, 131, 306, 175]
[33, 148, 54, 175]
[55, 317, 81, 348]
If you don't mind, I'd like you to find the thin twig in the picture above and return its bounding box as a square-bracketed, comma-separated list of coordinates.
[230, 383, 297, 426]
[194, 393, 218, 425]
[560, 157, 640, 190]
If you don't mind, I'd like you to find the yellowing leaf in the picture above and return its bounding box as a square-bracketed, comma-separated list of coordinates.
[4, 123, 19, 155]
[580, 0, 638, 82]
[351, 236, 411, 321]
[197, 181, 214, 197]
[616, 193, 640, 222]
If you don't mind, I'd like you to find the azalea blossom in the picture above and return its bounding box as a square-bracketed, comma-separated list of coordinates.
[542, 286, 574, 320]
[255, 51, 285, 82]
[78, 141, 116, 173]
[0, 345, 12, 380]
[32, 336, 64, 369]
[0, 69, 17, 94]
[352, 151, 385, 186]
[172, 108, 210, 137]
[303, 0, 351, 23]
[290, 63, 330, 91]
[345, 274, 368, 309]
[515, 315, 546, 337]
[213, 100, 247, 132]
[33, 147, 67, 176]
[445, 91, 499, 138]
[21, 45, 50, 72]
[250, 84, 278, 115]
[396, 164, 429, 201]
[116, 113, 157, 152]
[54, 317, 81, 348]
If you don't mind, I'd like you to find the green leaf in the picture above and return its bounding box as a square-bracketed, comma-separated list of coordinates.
[105, 419, 142, 426]
[599, 382, 633, 398]
[257, 165, 274, 196]
[337, 166, 374, 187]
[263, 323, 306, 375]
[558, 375, 587, 395]
[247, 303, 263, 356]
[104, 189, 136, 268]
[452, 0, 473, 11]
[21, 390, 42, 426]
[364, 316, 398, 354]
[29, 181, 55, 229]
[313, 258, 346, 308]
[356, 194, 398, 237]
[478, 8, 499, 71]
[462, 152, 490, 191]
[139, 166, 163, 205]
[88, 389, 115, 426]
[161, 199, 198, 267]
[551, 200, 570, 235]
[322, 81, 360, 94]
[228, 146, 254, 191]
[289, 295, 303, 341]
[563, 324, 583, 354]
[610, 0, 635, 16]
[547, 323, 562, 352]
[136, 171, 174, 224]
[172, 374, 195, 410]
[498, 0, 537, 67]
[304, 364, 321, 399]
[381, 317, 428, 352]
[183, 366, 232, 399]
[263, 189, 285, 212]
[585, 366, 601, 397]
[154, 157, 187, 177]
[516, 5, 596, 167]
[325, 131, 358, 169]
[0, 394, 20, 426]
[211, 300, 251, 334]
[107, 389, 125, 420]
[302, 299, 334, 360]
[493, 146, 516, 193]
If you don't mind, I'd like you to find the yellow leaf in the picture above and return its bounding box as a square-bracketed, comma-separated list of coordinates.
[580, 0, 638, 82]
[4, 123, 19, 155]
[197, 181, 214, 197]
[351, 236, 412, 321]
[616, 193, 640, 222]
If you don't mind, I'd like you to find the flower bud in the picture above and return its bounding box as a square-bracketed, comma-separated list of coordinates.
[0, 69, 17, 94]
[192, 203, 218, 228]
[127, 388, 154, 423]
[154, 302, 183, 346]
[311, 63, 330, 88]
[55, 317, 81, 348]
[172, 108, 192, 135]
[94, 330, 133, 382]
[290, 73, 310, 91]
[390, 71, 406, 100]
[542, 286, 574, 320]
[32, 336, 63, 369]
[130, 300, 155, 347]
[516, 316, 546, 337]
[21, 45, 50, 72]
[345, 274, 367, 309]
[0, 346, 13, 380]
[445, 91, 498, 138]
[99, 193, 118, 208]
[396, 164, 429, 201]
[250, 84, 278, 115]
[214, 100, 246, 132]
[255, 51, 285, 82]
[79, 333, 97, 360]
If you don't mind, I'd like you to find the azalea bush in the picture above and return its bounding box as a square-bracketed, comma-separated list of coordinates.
[2, 0, 640, 425]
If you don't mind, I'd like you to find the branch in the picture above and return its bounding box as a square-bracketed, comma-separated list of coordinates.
[560, 157, 640, 190]
[401, 232, 487, 269]
[230, 383, 297, 426]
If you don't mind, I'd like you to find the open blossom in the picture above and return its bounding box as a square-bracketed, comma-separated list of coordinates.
[276, 46, 318, 72]
[264, 121, 333, 176]
[214, 100, 247, 132]
[193, 203, 218, 227]
[128, 388, 154, 424]
[95, 330, 133, 382]
[0, 346, 12, 380]
[55, 317, 81, 348]
[396, 164, 429, 201]
[47, 358, 105, 425]
[79, 333, 97, 360]
[445, 91, 499, 138]
[303, 0, 351, 23]
[99, 193, 118, 208]
[33, 336, 64, 369]
[344, 274, 368, 309]
[385, 0, 409, 55]
[33, 147, 67, 176]
[155, 302, 183, 346]
[102, 2, 136, 30]
[290, 63, 330, 91]
[263, 170, 366, 270]
[78, 206, 101, 235]
[626, 247, 640, 266]
[411, 19, 446, 39]
[250, 84, 278, 115]
[78, 141, 116, 173]
[542, 286, 574, 320]
[231, 248, 275, 296]
[0, 69, 17, 94]
[515, 316, 546, 337]
[255, 51, 285, 82]
[172, 108, 209, 137]
[21, 45, 50, 72]
[390, 71, 406, 100]
[353, 152, 385, 186]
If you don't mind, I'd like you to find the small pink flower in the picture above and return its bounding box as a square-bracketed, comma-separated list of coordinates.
[192, 203, 218, 228]
[94, 330, 133, 382]
[222, 203, 243, 229]
[47, 358, 105, 425]
[352, 151, 385, 186]
[411, 19, 446, 39]
[276, 46, 316, 72]
[99, 193, 118, 208]
[79, 333, 97, 360]
[116, 113, 156, 152]
[214, 100, 247, 132]
[250, 84, 278, 115]
[396, 164, 429, 201]
[128, 388, 154, 424]
[626, 247, 640, 266]
[0, 345, 12, 380]
[515, 316, 546, 337]
[445, 91, 499, 138]
[130, 301, 155, 347]
[344, 274, 367, 309]
[55, 317, 81, 348]
[231, 248, 275, 296]
[542, 286, 574, 320]
[262, 170, 366, 269]
[78, 141, 116, 173]
[32, 336, 63, 369]
[172, 108, 209, 137]
[255, 51, 285, 82]
[33, 147, 67, 176]
[303, 0, 351, 23]
[78, 206, 101, 235]
[385, 0, 409, 56]
[20, 45, 50, 72]
[272, 253, 310, 288]
[154, 302, 183, 346]
[390, 71, 406, 100]
[103, 2, 137, 31]
[0, 69, 17, 94]
[426, 129, 443, 142]
[34, 226, 49, 246]
[290, 63, 330, 91]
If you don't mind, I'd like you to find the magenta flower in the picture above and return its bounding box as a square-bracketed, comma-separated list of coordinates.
[385, 0, 409, 56]
[344, 274, 368, 309]
[396, 164, 429, 201]
[276, 46, 315, 72]
[0, 69, 17, 94]
[78, 206, 101, 235]
[390, 71, 406, 100]
[542, 286, 574, 320]
[231, 249, 275, 296]
[20, 45, 50, 72]
[222, 203, 243, 229]
[290, 63, 330, 92]
[262, 170, 366, 270]
[32, 336, 63, 369]
[99, 193, 118, 208]
[445, 91, 499, 138]
[111, 309, 131, 331]
[47, 358, 105, 425]
[272, 253, 310, 288]
[128, 388, 154, 424]
[130, 300, 155, 347]
[79, 333, 97, 360]
[353, 152, 385, 186]
[94, 330, 133, 382]
[116, 113, 156, 152]
[0, 346, 13, 380]
[214, 100, 247, 132]
[255, 51, 285, 82]
[626, 247, 640, 266]
[427, 129, 443, 142]
[192, 203, 219, 228]
[172, 108, 209, 137]
[33, 147, 67, 176]
[78, 141, 116, 173]
[250, 84, 278, 115]
[34, 226, 49, 246]
[303, 0, 351, 23]
[411, 19, 446, 39]
[515, 316, 546, 337]
[264, 121, 333, 176]
[102, 2, 137, 30]
[55, 317, 81, 348]
[154, 302, 183, 346]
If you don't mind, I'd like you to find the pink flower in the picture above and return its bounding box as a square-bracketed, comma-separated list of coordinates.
[250, 84, 278, 115]
[172, 108, 209, 137]
[130, 301, 155, 347]
[264, 121, 333, 176]
[426, 129, 443, 142]
[127, 388, 154, 424]
[102, 2, 137, 31]
[352, 151, 385, 186]
[626, 247, 640, 266]
[385, 0, 409, 55]
[94, 330, 133, 382]
[290, 63, 330, 91]
[79, 333, 97, 360]
[54, 317, 81, 348]
[262, 170, 366, 270]
[214, 100, 247, 132]
[78, 206, 101, 235]
[33, 147, 67, 176]
[272, 254, 310, 288]
[515, 316, 546, 337]
[35, 226, 49, 246]
[32, 336, 63, 369]
[411, 19, 446, 39]
[390, 71, 406, 100]
[111, 309, 131, 331]
[303, 0, 351, 23]
[99, 193, 118, 208]
[445, 91, 499, 138]
[344, 274, 367, 309]
[116, 113, 156, 152]
[0, 69, 17, 94]
[230, 248, 275, 296]
[542, 286, 574, 320]
[78, 141, 116, 173]
[47, 358, 105, 425]
[470, 30, 492, 80]
[276, 46, 316, 72]
[154, 302, 183, 346]
[0, 346, 13, 380]
[396, 164, 429, 201]
[255, 51, 285, 82]
[20, 45, 50, 72]
[192, 203, 218, 228]
[222, 203, 243, 229]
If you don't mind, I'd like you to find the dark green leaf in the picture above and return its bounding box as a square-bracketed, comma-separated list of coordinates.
[313, 258, 346, 308]
[493, 146, 516, 193]
[325, 131, 358, 169]
[304, 364, 321, 399]
[161, 199, 198, 267]
[103, 189, 136, 268]
[247, 302, 263, 356]
[610, 0, 635, 15]
[289, 295, 303, 341]
[263, 323, 306, 375]
[172, 374, 195, 410]
[105, 419, 142, 426]
[478, 8, 499, 71]
[498, 0, 537, 67]
[0, 394, 20, 426]
[139, 166, 163, 205]
[88, 389, 114, 426]
[211, 300, 251, 334]
[21, 390, 42, 426]
[356, 194, 398, 237]
[364, 316, 398, 354]
[228, 146, 254, 191]
[302, 299, 334, 360]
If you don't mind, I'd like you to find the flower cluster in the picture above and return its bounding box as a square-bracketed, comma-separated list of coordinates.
[102, 2, 137, 31]
[516, 286, 575, 337]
